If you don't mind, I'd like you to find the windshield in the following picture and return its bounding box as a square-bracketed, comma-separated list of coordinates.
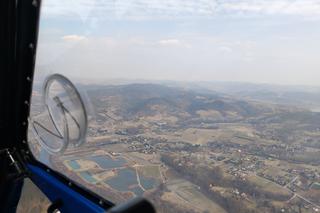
[28, 1, 320, 212]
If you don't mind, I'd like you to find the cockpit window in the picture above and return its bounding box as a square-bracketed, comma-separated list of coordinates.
[29, 1, 320, 212]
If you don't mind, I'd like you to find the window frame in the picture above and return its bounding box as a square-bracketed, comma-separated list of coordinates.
[5, 0, 115, 210]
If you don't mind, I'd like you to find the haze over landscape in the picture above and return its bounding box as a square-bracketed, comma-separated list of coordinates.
[28, 80, 320, 213]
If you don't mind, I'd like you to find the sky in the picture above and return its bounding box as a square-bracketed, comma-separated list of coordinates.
[35, 0, 320, 86]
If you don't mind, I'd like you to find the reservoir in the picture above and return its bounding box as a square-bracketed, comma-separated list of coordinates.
[79, 171, 97, 183]
[68, 160, 80, 170]
[140, 175, 157, 190]
[87, 155, 126, 169]
[106, 168, 139, 194]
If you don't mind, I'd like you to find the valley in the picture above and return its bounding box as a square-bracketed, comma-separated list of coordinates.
[29, 83, 320, 213]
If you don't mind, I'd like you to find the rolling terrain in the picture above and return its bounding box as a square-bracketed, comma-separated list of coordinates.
[27, 82, 320, 213]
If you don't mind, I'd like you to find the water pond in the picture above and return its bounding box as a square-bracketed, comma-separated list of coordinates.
[88, 155, 127, 169]
[68, 160, 80, 170]
[106, 168, 147, 196]
[79, 171, 97, 183]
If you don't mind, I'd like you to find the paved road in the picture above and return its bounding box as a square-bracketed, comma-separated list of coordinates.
[255, 173, 320, 209]
[284, 176, 298, 188]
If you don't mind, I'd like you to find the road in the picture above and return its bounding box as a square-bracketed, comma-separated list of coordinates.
[255, 173, 320, 209]
[284, 176, 298, 188]
[134, 166, 146, 191]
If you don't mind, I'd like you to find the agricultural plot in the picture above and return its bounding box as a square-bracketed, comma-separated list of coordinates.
[167, 179, 226, 213]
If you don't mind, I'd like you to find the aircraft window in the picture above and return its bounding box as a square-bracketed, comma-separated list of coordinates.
[28, 0, 320, 212]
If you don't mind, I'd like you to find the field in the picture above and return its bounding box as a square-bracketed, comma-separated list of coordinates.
[137, 165, 162, 179]
[165, 178, 227, 213]
[28, 82, 320, 212]
[248, 175, 292, 198]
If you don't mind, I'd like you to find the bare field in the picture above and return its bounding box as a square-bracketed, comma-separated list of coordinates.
[248, 175, 292, 198]
[166, 179, 227, 213]
[137, 165, 161, 179]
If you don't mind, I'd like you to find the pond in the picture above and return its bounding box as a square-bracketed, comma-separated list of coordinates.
[68, 160, 80, 170]
[88, 155, 127, 169]
[106, 168, 139, 195]
[131, 186, 144, 196]
[79, 171, 96, 183]
[140, 175, 157, 190]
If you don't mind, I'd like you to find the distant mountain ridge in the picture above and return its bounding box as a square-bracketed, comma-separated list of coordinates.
[85, 83, 281, 122]
[188, 82, 320, 111]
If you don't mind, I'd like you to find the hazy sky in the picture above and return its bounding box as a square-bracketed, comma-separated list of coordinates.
[36, 0, 320, 86]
